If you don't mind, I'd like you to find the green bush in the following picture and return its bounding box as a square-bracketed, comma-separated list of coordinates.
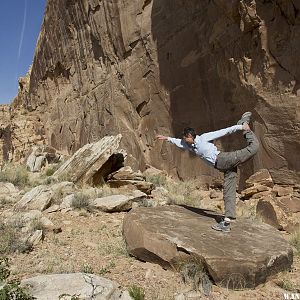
[45, 167, 55, 177]
[0, 257, 35, 300]
[128, 285, 145, 300]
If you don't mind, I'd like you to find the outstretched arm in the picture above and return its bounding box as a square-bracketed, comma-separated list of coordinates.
[156, 135, 188, 149]
[201, 124, 244, 141]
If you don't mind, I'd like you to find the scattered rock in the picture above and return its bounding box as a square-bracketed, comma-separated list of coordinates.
[107, 166, 154, 194]
[277, 196, 300, 213]
[16, 185, 53, 211]
[44, 204, 60, 213]
[245, 169, 274, 188]
[0, 182, 19, 197]
[209, 189, 220, 199]
[52, 227, 62, 234]
[256, 197, 283, 230]
[143, 165, 167, 176]
[60, 194, 76, 210]
[27, 230, 44, 246]
[241, 184, 270, 199]
[93, 191, 148, 212]
[26, 145, 62, 172]
[272, 185, 294, 197]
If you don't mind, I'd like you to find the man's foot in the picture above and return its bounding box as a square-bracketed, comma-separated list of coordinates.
[237, 112, 252, 125]
[211, 220, 231, 232]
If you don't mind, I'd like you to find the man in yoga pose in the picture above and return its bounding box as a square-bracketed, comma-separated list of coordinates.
[156, 112, 259, 232]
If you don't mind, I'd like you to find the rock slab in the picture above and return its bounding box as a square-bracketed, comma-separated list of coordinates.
[123, 205, 293, 288]
[53, 135, 124, 185]
[21, 273, 132, 300]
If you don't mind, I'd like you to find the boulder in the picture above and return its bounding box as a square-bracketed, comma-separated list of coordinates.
[255, 196, 300, 232]
[107, 179, 154, 194]
[16, 185, 53, 211]
[26, 147, 47, 172]
[107, 166, 154, 194]
[241, 184, 270, 199]
[277, 196, 300, 213]
[21, 273, 132, 300]
[272, 185, 294, 197]
[245, 169, 274, 188]
[143, 165, 167, 177]
[0, 182, 19, 197]
[60, 194, 76, 210]
[53, 135, 125, 186]
[107, 166, 145, 181]
[256, 197, 284, 230]
[93, 191, 148, 212]
[123, 205, 293, 288]
[27, 230, 44, 246]
[26, 145, 62, 172]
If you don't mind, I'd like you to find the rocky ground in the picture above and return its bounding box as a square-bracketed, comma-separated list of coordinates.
[0, 163, 300, 299]
[4, 206, 300, 300]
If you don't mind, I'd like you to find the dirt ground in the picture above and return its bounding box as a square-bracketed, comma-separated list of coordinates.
[6, 208, 300, 300]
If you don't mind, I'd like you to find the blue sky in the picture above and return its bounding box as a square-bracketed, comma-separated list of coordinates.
[0, 0, 47, 104]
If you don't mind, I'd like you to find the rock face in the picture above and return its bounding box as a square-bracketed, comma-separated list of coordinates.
[1, 1, 300, 185]
[123, 205, 293, 288]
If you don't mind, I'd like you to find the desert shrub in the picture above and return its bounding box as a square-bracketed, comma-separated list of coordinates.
[276, 277, 296, 291]
[0, 257, 35, 299]
[0, 220, 32, 255]
[81, 264, 93, 274]
[166, 179, 203, 207]
[289, 228, 300, 256]
[0, 197, 10, 208]
[95, 185, 117, 198]
[0, 163, 29, 187]
[30, 218, 44, 231]
[223, 273, 246, 291]
[45, 167, 55, 177]
[175, 256, 212, 295]
[99, 261, 116, 276]
[146, 175, 167, 187]
[128, 285, 145, 300]
[71, 193, 91, 210]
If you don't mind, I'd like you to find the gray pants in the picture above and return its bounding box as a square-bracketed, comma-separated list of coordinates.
[215, 131, 259, 219]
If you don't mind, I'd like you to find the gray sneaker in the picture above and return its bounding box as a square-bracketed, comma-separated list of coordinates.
[237, 111, 252, 125]
[211, 220, 231, 232]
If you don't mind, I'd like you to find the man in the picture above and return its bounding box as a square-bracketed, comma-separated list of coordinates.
[156, 112, 259, 232]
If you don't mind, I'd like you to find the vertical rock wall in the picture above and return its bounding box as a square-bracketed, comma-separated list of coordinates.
[1, 0, 300, 185]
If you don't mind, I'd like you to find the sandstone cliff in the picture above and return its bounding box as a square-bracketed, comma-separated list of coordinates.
[2, 0, 300, 185]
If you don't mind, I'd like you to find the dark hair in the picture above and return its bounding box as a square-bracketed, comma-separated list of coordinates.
[183, 127, 196, 139]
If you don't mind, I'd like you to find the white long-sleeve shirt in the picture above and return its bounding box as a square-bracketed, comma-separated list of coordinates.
[167, 125, 243, 166]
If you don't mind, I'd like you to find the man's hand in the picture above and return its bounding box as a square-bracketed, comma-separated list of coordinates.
[242, 123, 250, 131]
[156, 134, 168, 141]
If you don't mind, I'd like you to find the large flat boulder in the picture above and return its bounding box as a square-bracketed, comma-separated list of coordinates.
[123, 205, 293, 288]
[53, 135, 125, 186]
